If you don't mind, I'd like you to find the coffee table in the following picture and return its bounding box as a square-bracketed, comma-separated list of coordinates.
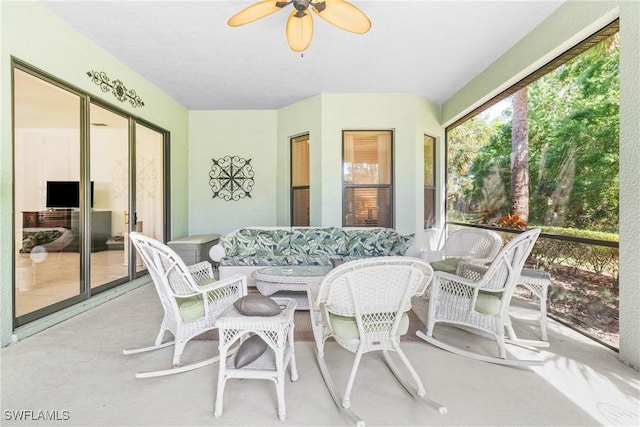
[253, 265, 333, 310]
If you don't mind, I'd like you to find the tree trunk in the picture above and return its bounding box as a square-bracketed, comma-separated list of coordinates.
[511, 87, 529, 222]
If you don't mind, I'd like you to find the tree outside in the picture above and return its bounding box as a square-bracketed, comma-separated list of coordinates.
[447, 33, 620, 348]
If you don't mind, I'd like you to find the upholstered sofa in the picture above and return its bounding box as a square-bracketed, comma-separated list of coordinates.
[209, 226, 420, 286]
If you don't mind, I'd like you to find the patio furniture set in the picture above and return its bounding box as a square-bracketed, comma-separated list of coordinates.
[126, 226, 548, 425]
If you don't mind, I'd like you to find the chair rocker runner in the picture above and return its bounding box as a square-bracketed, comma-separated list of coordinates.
[308, 257, 446, 426]
[124, 232, 247, 378]
[416, 228, 544, 367]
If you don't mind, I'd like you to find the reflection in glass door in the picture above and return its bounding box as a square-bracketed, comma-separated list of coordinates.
[13, 68, 83, 321]
[89, 104, 130, 289]
[133, 123, 165, 268]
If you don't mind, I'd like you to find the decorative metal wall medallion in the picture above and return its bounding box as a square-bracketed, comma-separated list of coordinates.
[209, 156, 255, 201]
[87, 70, 145, 108]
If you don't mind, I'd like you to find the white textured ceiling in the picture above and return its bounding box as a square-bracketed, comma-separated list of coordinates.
[41, 0, 565, 110]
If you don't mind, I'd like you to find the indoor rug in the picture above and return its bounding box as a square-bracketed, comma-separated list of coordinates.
[194, 309, 426, 343]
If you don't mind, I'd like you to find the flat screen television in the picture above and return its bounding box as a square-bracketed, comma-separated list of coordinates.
[46, 181, 94, 209]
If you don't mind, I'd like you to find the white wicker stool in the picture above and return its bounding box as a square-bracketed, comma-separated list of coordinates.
[214, 298, 298, 421]
[514, 268, 552, 341]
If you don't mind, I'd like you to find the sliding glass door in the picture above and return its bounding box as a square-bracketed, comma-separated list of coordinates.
[13, 68, 84, 321]
[12, 62, 168, 326]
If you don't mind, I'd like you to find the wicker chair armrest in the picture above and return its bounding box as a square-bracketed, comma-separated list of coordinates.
[187, 261, 214, 282]
[456, 262, 488, 281]
[202, 274, 248, 317]
[172, 273, 246, 299]
[434, 270, 484, 290]
[201, 273, 247, 294]
[432, 270, 488, 312]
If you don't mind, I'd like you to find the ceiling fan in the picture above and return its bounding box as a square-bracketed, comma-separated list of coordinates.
[228, 0, 371, 52]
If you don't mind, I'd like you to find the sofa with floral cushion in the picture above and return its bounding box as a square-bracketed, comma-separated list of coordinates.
[209, 226, 420, 286]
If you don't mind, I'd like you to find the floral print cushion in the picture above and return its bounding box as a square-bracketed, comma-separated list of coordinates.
[220, 236, 239, 257]
[289, 254, 334, 265]
[222, 256, 295, 266]
[389, 234, 415, 256]
[221, 227, 414, 264]
[345, 229, 398, 257]
[234, 229, 291, 257]
[289, 227, 348, 257]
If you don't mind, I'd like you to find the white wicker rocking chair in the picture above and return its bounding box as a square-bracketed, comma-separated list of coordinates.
[428, 228, 503, 273]
[124, 232, 247, 378]
[308, 257, 446, 426]
[417, 228, 543, 367]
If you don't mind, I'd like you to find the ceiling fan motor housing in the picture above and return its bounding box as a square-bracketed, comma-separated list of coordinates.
[291, 0, 327, 17]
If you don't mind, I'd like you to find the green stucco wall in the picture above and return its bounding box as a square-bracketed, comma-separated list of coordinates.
[188, 110, 279, 235]
[188, 94, 442, 239]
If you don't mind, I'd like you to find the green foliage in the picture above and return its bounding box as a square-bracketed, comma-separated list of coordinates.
[448, 34, 619, 234]
[529, 226, 619, 280]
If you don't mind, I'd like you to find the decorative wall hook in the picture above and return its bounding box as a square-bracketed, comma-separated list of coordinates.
[87, 70, 144, 108]
[209, 156, 255, 201]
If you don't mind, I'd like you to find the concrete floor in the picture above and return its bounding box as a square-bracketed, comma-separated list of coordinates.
[1, 283, 639, 427]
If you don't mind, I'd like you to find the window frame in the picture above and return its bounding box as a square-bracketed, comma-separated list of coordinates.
[341, 129, 394, 228]
[290, 133, 310, 226]
[424, 134, 436, 229]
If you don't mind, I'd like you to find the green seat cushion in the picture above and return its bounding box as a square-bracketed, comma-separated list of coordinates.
[176, 278, 229, 322]
[197, 277, 217, 287]
[474, 291, 502, 315]
[328, 312, 410, 340]
[430, 257, 463, 274]
[176, 295, 205, 322]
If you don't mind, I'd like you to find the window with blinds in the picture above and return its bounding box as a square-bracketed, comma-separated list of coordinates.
[343, 130, 393, 227]
[424, 135, 436, 229]
[291, 134, 310, 226]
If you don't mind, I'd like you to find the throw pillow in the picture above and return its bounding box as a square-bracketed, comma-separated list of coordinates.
[233, 294, 282, 316]
[235, 334, 269, 368]
[346, 229, 396, 256]
[389, 233, 415, 256]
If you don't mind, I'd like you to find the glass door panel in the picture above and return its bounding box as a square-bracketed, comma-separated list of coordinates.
[13, 68, 83, 320]
[133, 123, 164, 270]
[89, 104, 130, 289]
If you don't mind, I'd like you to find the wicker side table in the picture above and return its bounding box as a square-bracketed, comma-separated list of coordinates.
[514, 268, 552, 341]
[214, 298, 298, 420]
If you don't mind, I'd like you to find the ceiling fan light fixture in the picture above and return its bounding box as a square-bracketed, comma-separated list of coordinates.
[286, 9, 314, 52]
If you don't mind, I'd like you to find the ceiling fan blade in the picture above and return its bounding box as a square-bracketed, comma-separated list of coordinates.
[228, 1, 285, 27]
[286, 10, 314, 52]
[312, 0, 371, 34]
